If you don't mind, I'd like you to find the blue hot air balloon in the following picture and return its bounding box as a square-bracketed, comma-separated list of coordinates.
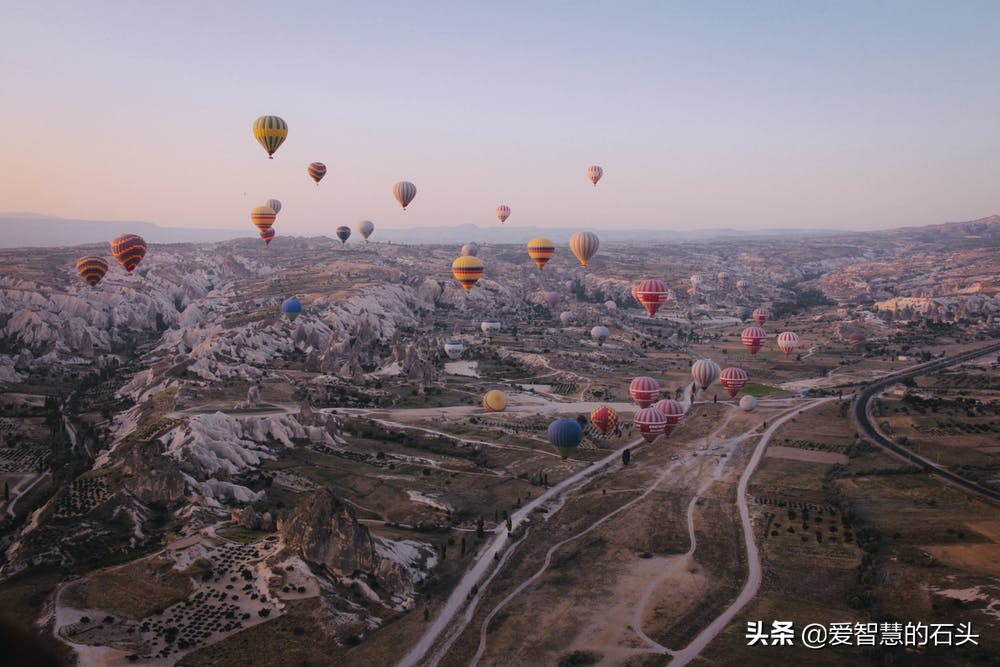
[335, 226, 351, 244]
[281, 298, 302, 321]
[547, 418, 584, 458]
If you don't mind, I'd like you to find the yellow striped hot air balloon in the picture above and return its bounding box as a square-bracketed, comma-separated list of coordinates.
[452, 256, 484, 291]
[252, 116, 288, 159]
[250, 206, 276, 234]
[482, 390, 508, 412]
[527, 237, 555, 269]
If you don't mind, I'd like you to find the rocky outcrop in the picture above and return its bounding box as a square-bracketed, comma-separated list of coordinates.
[231, 506, 277, 531]
[120, 441, 187, 505]
[278, 489, 409, 596]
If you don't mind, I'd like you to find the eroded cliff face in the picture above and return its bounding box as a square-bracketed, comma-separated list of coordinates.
[278, 489, 409, 596]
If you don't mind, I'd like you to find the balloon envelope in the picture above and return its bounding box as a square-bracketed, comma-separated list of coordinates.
[496, 205, 510, 223]
[393, 181, 417, 209]
[335, 226, 351, 244]
[358, 220, 375, 240]
[739, 395, 758, 412]
[586, 165, 604, 186]
[527, 238, 555, 269]
[482, 390, 508, 412]
[253, 115, 287, 158]
[281, 298, 302, 321]
[76, 256, 108, 287]
[308, 162, 327, 184]
[264, 199, 282, 215]
[691, 359, 721, 390]
[444, 340, 464, 360]
[720, 367, 749, 398]
[590, 406, 617, 434]
[110, 234, 147, 273]
[547, 418, 583, 457]
[569, 231, 599, 267]
[461, 242, 480, 257]
[629, 376, 660, 408]
[452, 256, 484, 291]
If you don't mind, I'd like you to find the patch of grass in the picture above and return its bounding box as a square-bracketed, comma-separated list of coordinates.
[742, 382, 784, 397]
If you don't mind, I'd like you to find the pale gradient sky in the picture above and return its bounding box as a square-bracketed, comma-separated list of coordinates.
[2, 1, 998, 233]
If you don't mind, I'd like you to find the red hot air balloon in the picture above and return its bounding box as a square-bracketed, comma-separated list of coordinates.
[652, 399, 684, 435]
[633, 279, 670, 318]
[590, 406, 618, 435]
[741, 326, 767, 356]
[629, 376, 660, 408]
[110, 234, 147, 273]
[496, 205, 510, 223]
[634, 407, 667, 443]
[752, 308, 769, 326]
[849, 333, 866, 349]
[719, 367, 749, 398]
[586, 165, 604, 186]
[776, 331, 800, 356]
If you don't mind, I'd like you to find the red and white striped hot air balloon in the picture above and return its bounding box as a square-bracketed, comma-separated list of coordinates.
[777, 331, 800, 356]
[691, 359, 721, 390]
[633, 279, 670, 318]
[496, 204, 510, 223]
[741, 326, 767, 356]
[752, 308, 769, 326]
[586, 165, 603, 186]
[634, 407, 667, 443]
[653, 399, 684, 436]
[719, 367, 749, 398]
[629, 376, 660, 408]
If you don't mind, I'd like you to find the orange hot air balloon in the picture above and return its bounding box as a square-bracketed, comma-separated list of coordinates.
[110, 234, 147, 273]
[527, 237, 555, 269]
[250, 206, 276, 234]
[308, 162, 327, 185]
[590, 406, 618, 435]
[76, 256, 108, 287]
[452, 256, 484, 291]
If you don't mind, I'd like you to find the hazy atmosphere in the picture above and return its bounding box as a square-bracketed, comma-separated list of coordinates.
[2, 1, 999, 235]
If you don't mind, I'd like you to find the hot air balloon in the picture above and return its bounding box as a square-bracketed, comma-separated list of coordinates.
[629, 376, 660, 408]
[481, 319, 501, 335]
[719, 367, 749, 398]
[736, 278, 750, 296]
[335, 226, 351, 244]
[590, 325, 610, 345]
[849, 333, 866, 349]
[691, 359, 721, 390]
[565, 279, 577, 292]
[251, 205, 276, 235]
[569, 231, 599, 267]
[633, 279, 670, 318]
[443, 340, 464, 360]
[752, 308, 769, 326]
[548, 418, 583, 458]
[393, 181, 417, 210]
[452, 256, 484, 291]
[482, 390, 508, 412]
[110, 234, 147, 273]
[461, 242, 479, 257]
[281, 298, 302, 322]
[252, 115, 287, 159]
[527, 238, 555, 269]
[739, 395, 758, 412]
[690, 274, 703, 291]
[308, 162, 327, 185]
[739, 306, 753, 322]
[586, 165, 603, 186]
[76, 256, 108, 287]
[358, 220, 375, 241]
[652, 399, 684, 435]
[777, 331, 800, 356]
[634, 407, 667, 443]
[604, 300, 617, 311]
[496, 205, 510, 223]
[559, 311, 575, 325]
[264, 199, 282, 215]
[717, 271, 730, 288]
[741, 326, 767, 355]
[260, 228, 275, 245]
[590, 406, 618, 435]
[543, 291, 561, 308]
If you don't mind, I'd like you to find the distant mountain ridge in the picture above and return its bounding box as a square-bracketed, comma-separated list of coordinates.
[0, 212, 996, 248]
